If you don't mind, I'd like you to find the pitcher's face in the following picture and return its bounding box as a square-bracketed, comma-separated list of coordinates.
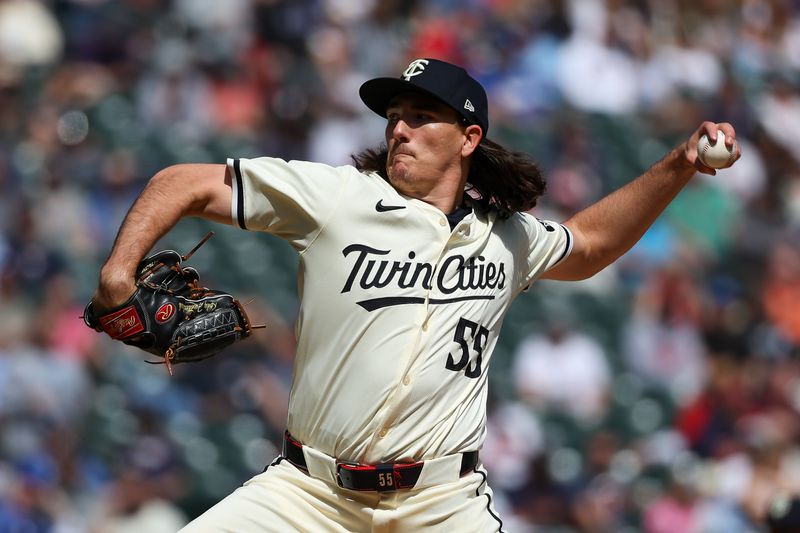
[384, 93, 471, 197]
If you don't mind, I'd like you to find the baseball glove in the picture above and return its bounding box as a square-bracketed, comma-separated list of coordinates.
[83, 232, 260, 374]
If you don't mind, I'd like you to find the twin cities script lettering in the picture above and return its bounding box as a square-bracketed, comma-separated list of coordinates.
[341, 244, 506, 311]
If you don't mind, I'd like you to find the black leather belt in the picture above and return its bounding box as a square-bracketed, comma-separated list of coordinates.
[282, 431, 479, 492]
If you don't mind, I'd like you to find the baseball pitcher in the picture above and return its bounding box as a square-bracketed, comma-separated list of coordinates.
[88, 58, 740, 532]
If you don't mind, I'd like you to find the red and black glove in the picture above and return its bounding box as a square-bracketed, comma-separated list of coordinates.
[84, 233, 259, 374]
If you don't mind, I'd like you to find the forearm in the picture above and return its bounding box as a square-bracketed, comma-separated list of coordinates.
[558, 146, 695, 278]
[95, 164, 230, 308]
[544, 122, 740, 281]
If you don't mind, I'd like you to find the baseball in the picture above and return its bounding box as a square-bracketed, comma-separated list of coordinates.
[697, 131, 736, 169]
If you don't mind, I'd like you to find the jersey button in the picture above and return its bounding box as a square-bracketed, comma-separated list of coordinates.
[403, 376, 411, 386]
[439, 218, 447, 227]
[422, 322, 429, 332]
[379, 428, 388, 438]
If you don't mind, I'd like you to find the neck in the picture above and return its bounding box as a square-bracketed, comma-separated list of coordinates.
[398, 159, 470, 214]
[420, 189, 465, 214]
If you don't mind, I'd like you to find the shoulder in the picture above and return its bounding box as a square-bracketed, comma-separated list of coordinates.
[237, 157, 354, 173]
[503, 211, 565, 236]
[486, 209, 540, 233]
[233, 157, 382, 184]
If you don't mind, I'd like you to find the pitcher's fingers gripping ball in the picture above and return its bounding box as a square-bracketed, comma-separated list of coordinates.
[83, 232, 263, 374]
[697, 130, 738, 169]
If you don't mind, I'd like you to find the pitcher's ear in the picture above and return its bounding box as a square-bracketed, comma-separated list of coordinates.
[462, 124, 483, 157]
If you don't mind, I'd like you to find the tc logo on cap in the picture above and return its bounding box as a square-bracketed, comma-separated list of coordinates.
[402, 59, 429, 81]
[359, 57, 490, 135]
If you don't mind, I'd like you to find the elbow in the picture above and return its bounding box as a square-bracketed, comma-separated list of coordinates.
[550, 232, 620, 281]
[578, 261, 614, 280]
[150, 163, 231, 222]
[148, 164, 206, 216]
[544, 252, 610, 282]
[150, 164, 191, 187]
[558, 261, 610, 281]
[148, 165, 185, 195]
[575, 246, 625, 279]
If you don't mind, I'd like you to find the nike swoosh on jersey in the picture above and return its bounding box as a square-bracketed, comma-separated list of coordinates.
[375, 200, 406, 212]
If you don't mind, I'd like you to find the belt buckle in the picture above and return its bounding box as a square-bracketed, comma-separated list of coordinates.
[334, 461, 359, 490]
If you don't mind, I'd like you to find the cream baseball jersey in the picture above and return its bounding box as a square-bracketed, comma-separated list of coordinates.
[228, 156, 572, 465]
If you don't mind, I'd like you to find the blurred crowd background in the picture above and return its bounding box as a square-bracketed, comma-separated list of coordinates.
[1, 0, 800, 531]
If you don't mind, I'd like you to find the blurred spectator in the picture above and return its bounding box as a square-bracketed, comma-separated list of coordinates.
[37, 274, 98, 362]
[739, 424, 800, 523]
[665, 177, 742, 259]
[623, 265, 708, 406]
[571, 431, 629, 532]
[136, 44, 214, 142]
[643, 474, 707, 533]
[506, 454, 574, 530]
[762, 236, 800, 345]
[556, 31, 639, 115]
[481, 400, 544, 493]
[0, 0, 63, 84]
[755, 74, 800, 165]
[0, 317, 90, 425]
[675, 355, 747, 459]
[512, 307, 611, 422]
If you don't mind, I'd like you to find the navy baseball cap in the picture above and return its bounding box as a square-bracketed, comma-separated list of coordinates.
[359, 58, 489, 136]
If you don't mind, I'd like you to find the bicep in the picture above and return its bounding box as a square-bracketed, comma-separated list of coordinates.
[167, 163, 233, 225]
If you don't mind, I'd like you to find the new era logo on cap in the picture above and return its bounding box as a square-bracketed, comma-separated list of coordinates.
[359, 58, 489, 136]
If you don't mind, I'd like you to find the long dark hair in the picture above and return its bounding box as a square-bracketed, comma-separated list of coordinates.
[351, 139, 546, 218]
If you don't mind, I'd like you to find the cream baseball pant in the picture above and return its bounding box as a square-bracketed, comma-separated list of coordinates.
[179, 454, 505, 532]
